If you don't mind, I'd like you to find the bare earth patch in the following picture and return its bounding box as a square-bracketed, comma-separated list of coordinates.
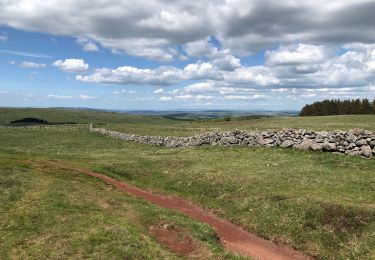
[149, 223, 202, 257]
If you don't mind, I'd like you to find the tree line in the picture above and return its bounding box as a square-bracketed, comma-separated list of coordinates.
[300, 99, 375, 116]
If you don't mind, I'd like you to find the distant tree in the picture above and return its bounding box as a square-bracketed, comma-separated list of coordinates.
[10, 117, 49, 125]
[300, 99, 375, 116]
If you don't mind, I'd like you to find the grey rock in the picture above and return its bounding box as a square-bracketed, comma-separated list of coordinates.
[89, 127, 374, 160]
[280, 140, 294, 148]
[317, 131, 329, 138]
[311, 143, 323, 151]
[347, 150, 363, 156]
[322, 142, 336, 151]
[294, 140, 314, 150]
[361, 145, 373, 158]
[355, 139, 368, 146]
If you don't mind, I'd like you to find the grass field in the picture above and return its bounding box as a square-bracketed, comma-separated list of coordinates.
[1, 109, 375, 259]
[107, 114, 375, 136]
[0, 148, 241, 259]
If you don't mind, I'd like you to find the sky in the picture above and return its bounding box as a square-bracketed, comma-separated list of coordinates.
[0, 0, 375, 111]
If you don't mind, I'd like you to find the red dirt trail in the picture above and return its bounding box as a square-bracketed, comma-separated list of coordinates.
[46, 161, 309, 260]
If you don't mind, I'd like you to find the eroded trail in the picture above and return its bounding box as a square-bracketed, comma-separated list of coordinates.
[45, 161, 309, 260]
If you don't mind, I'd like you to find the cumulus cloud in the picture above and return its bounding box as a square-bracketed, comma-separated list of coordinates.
[75, 42, 375, 91]
[20, 61, 46, 68]
[183, 38, 216, 57]
[3, 1, 375, 106]
[53, 59, 89, 72]
[2, 1, 375, 60]
[77, 65, 183, 86]
[183, 82, 217, 94]
[265, 44, 328, 66]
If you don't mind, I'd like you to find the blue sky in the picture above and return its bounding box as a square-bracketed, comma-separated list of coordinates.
[0, 0, 375, 110]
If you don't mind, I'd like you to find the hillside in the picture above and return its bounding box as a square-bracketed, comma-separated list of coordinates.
[0, 107, 175, 126]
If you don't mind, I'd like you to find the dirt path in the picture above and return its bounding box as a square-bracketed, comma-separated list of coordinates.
[44, 161, 309, 260]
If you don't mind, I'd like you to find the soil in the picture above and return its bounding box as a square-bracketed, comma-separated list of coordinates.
[42, 160, 310, 260]
[149, 224, 199, 257]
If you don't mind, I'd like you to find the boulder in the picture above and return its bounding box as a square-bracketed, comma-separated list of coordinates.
[311, 143, 323, 151]
[361, 145, 373, 158]
[322, 142, 336, 151]
[355, 139, 368, 146]
[294, 140, 314, 150]
[317, 131, 329, 138]
[347, 150, 362, 156]
[256, 137, 273, 145]
[280, 140, 294, 148]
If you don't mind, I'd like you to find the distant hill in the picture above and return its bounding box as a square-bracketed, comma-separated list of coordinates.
[0, 107, 174, 126]
[0, 107, 298, 126]
[126, 109, 298, 120]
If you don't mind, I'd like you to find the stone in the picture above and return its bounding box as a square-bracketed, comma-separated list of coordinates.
[322, 142, 336, 151]
[361, 145, 373, 158]
[311, 143, 323, 151]
[280, 140, 294, 148]
[317, 131, 329, 138]
[355, 139, 368, 146]
[295, 140, 314, 150]
[89, 126, 375, 160]
[347, 150, 362, 156]
[261, 138, 274, 145]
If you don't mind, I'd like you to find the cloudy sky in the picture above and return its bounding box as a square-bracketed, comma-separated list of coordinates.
[1, 0, 375, 110]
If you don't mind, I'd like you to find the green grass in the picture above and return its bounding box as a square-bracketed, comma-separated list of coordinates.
[3, 107, 375, 136]
[107, 114, 375, 136]
[1, 125, 375, 259]
[0, 157, 243, 259]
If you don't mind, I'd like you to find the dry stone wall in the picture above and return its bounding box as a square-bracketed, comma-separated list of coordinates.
[89, 126, 375, 158]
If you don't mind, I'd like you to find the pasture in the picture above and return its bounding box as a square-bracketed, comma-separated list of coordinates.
[1, 108, 375, 259]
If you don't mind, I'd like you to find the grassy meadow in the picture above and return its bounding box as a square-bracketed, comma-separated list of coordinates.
[1, 108, 375, 259]
[107, 114, 375, 136]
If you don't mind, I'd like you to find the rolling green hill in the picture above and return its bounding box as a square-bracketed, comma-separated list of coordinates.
[0, 107, 175, 126]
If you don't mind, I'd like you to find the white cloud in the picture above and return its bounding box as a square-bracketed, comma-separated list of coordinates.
[223, 94, 267, 101]
[265, 44, 328, 66]
[183, 82, 216, 94]
[77, 65, 183, 86]
[225, 66, 280, 86]
[53, 59, 89, 72]
[0, 49, 52, 58]
[210, 50, 241, 71]
[159, 94, 214, 102]
[3, 1, 375, 61]
[159, 96, 173, 101]
[154, 88, 164, 94]
[79, 94, 96, 100]
[20, 61, 46, 68]
[47, 94, 96, 100]
[76, 37, 99, 52]
[183, 38, 216, 57]
[184, 62, 221, 80]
